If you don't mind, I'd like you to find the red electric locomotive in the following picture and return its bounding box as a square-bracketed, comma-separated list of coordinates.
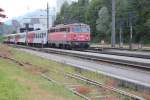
[48, 23, 91, 49]
[4, 23, 91, 49]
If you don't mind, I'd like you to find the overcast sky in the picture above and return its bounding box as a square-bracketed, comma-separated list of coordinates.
[0, 0, 56, 21]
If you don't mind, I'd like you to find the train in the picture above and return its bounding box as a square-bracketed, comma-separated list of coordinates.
[4, 23, 91, 49]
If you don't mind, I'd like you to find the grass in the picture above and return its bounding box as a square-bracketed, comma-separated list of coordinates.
[0, 59, 27, 100]
[0, 45, 84, 100]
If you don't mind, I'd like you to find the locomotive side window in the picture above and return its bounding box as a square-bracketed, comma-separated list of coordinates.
[81, 27, 90, 33]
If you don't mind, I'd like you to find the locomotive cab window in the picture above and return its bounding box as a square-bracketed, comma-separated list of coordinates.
[72, 26, 90, 33]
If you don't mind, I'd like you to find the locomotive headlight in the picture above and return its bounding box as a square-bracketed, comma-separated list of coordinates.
[86, 35, 89, 40]
[73, 34, 77, 40]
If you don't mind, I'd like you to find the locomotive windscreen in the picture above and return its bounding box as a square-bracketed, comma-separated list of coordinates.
[72, 26, 90, 33]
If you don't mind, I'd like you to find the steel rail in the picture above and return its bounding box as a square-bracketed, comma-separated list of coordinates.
[66, 73, 145, 100]
[85, 48, 150, 59]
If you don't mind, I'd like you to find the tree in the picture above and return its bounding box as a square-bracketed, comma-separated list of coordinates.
[54, 1, 70, 25]
[127, 0, 150, 43]
[85, 0, 103, 38]
[0, 8, 6, 24]
[96, 7, 110, 41]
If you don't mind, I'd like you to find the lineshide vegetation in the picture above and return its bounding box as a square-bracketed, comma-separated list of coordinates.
[55, 0, 150, 44]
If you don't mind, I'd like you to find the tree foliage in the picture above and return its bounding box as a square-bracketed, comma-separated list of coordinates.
[96, 7, 110, 35]
[55, 0, 150, 44]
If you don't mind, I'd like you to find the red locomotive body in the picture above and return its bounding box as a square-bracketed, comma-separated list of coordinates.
[48, 23, 91, 49]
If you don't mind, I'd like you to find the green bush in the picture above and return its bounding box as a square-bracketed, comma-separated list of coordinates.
[0, 35, 4, 43]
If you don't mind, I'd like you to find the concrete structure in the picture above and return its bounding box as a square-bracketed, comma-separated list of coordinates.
[20, 8, 56, 31]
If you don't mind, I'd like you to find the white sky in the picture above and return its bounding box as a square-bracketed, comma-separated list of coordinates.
[0, 0, 56, 21]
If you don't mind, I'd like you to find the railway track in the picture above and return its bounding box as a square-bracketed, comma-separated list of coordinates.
[41, 71, 145, 100]
[86, 47, 150, 59]
[12, 44, 150, 71]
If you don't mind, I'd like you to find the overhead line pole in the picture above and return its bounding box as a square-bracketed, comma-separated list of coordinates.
[47, 2, 49, 43]
[111, 0, 116, 48]
[119, 0, 124, 48]
[129, 12, 133, 50]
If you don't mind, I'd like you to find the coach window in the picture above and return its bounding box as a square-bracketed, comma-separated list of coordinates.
[41, 33, 43, 38]
[39, 34, 40, 38]
[60, 28, 67, 32]
[42, 33, 44, 37]
[37, 34, 39, 39]
[50, 29, 55, 32]
[41, 33, 42, 38]
[39, 34, 41, 38]
[38, 34, 40, 38]
[67, 28, 70, 32]
[37, 34, 39, 38]
[42, 33, 44, 38]
[55, 29, 59, 32]
[43, 33, 45, 37]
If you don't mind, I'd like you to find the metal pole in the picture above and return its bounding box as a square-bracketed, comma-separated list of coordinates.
[129, 12, 133, 50]
[111, 0, 116, 48]
[47, 2, 49, 42]
[25, 23, 29, 46]
[119, 26, 123, 48]
[119, 0, 124, 48]
[129, 24, 133, 50]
